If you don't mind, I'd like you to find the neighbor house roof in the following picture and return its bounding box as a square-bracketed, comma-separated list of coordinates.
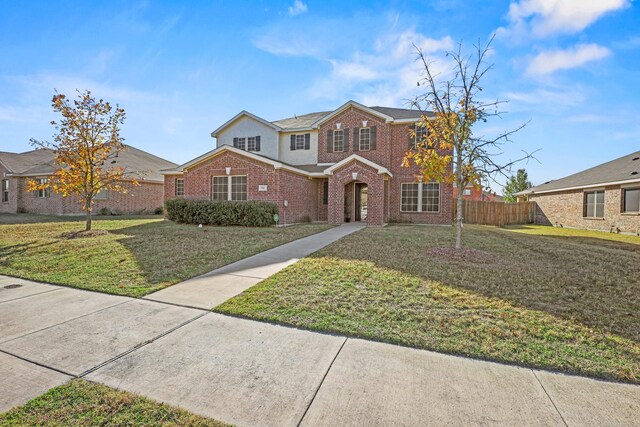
[516, 150, 640, 196]
[0, 145, 177, 183]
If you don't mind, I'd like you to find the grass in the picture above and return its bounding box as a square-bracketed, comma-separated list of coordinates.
[0, 213, 331, 297]
[217, 224, 640, 383]
[0, 379, 228, 426]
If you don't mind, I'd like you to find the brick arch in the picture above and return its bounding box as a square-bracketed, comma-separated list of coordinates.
[327, 160, 386, 225]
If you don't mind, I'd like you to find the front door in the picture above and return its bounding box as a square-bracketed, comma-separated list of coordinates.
[354, 183, 368, 222]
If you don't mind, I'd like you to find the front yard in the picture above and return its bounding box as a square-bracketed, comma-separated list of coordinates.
[0, 214, 330, 297]
[217, 224, 640, 383]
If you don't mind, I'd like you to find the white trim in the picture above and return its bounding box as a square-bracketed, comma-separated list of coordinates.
[311, 101, 394, 128]
[400, 182, 441, 213]
[323, 154, 392, 177]
[520, 177, 640, 196]
[317, 163, 335, 167]
[210, 110, 281, 137]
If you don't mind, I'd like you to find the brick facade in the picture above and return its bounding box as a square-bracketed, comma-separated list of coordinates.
[9, 177, 163, 215]
[530, 185, 640, 235]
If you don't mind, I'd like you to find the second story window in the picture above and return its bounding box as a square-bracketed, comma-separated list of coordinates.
[333, 130, 344, 152]
[359, 128, 371, 151]
[290, 133, 310, 151]
[233, 136, 260, 152]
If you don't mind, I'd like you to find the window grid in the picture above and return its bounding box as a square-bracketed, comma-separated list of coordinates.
[414, 125, 427, 147]
[584, 190, 605, 218]
[247, 137, 257, 152]
[231, 176, 247, 201]
[623, 188, 640, 213]
[295, 134, 305, 150]
[422, 183, 440, 212]
[211, 176, 228, 201]
[236, 138, 246, 150]
[401, 183, 419, 212]
[36, 178, 50, 198]
[333, 130, 344, 152]
[175, 178, 184, 196]
[2, 179, 8, 203]
[359, 128, 371, 151]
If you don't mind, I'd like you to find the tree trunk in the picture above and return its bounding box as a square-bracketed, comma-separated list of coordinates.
[85, 198, 92, 231]
[455, 193, 463, 249]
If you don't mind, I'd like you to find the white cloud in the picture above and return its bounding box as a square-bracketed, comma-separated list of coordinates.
[288, 0, 307, 16]
[310, 31, 454, 106]
[500, 0, 629, 38]
[526, 43, 610, 76]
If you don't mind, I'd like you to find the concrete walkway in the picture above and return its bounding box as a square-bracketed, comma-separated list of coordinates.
[145, 223, 364, 309]
[1, 276, 639, 426]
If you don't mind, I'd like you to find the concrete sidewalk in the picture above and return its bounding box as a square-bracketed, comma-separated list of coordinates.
[0, 277, 639, 426]
[145, 223, 364, 309]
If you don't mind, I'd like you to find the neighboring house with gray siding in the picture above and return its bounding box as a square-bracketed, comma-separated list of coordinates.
[516, 150, 640, 234]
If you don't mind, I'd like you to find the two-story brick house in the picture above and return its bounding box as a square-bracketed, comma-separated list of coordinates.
[163, 101, 453, 226]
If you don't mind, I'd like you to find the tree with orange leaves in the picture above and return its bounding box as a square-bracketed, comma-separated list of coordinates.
[403, 36, 534, 249]
[28, 90, 137, 231]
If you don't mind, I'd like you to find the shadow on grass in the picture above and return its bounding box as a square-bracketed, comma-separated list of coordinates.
[310, 225, 640, 343]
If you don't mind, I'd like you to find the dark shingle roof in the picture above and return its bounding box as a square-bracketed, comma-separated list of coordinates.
[369, 106, 432, 120]
[519, 150, 640, 195]
[0, 145, 177, 183]
[272, 111, 332, 130]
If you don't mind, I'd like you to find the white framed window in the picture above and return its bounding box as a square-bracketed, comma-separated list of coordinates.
[359, 128, 371, 151]
[211, 175, 247, 201]
[236, 137, 246, 150]
[2, 179, 8, 203]
[463, 188, 471, 196]
[247, 137, 257, 152]
[35, 178, 50, 198]
[333, 130, 344, 152]
[622, 188, 640, 213]
[414, 125, 427, 147]
[94, 188, 108, 200]
[295, 134, 305, 150]
[401, 182, 440, 213]
[175, 178, 184, 196]
[583, 190, 604, 218]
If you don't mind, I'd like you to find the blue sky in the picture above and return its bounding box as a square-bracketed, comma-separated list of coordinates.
[1, 0, 638, 191]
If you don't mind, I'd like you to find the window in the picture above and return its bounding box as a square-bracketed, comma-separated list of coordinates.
[584, 190, 604, 218]
[35, 178, 50, 198]
[236, 138, 246, 150]
[401, 182, 440, 213]
[401, 183, 419, 212]
[231, 176, 247, 201]
[414, 125, 427, 148]
[2, 179, 8, 203]
[175, 178, 184, 196]
[359, 128, 371, 151]
[247, 137, 257, 152]
[623, 188, 640, 213]
[422, 183, 440, 212]
[211, 175, 247, 201]
[94, 188, 108, 200]
[295, 134, 305, 150]
[211, 176, 228, 201]
[322, 181, 329, 205]
[290, 133, 310, 151]
[333, 130, 344, 152]
[463, 188, 471, 196]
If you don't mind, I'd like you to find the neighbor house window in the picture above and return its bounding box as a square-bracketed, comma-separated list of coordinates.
[583, 190, 604, 218]
[333, 130, 344, 152]
[94, 188, 108, 200]
[623, 188, 640, 213]
[211, 175, 247, 201]
[35, 178, 50, 198]
[2, 179, 8, 202]
[175, 178, 184, 196]
[359, 128, 371, 151]
[401, 182, 440, 213]
[463, 188, 472, 196]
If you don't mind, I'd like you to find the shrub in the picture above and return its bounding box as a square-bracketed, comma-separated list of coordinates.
[99, 207, 111, 216]
[165, 199, 278, 227]
[153, 207, 164, 215]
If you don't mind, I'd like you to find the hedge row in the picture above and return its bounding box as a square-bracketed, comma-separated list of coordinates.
[165, 198, 278, 227]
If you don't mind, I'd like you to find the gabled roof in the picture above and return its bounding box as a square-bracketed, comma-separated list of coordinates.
[165, 144, 326, 177]
[210, 110, 281, 138]
[323, 154, 392, 177]
[272, 111, 331, 130]
[369, 106, 429, 121]
[1, 145, 176, 183]
[517, 150, 640, 196]
[311, 100, 396, 128]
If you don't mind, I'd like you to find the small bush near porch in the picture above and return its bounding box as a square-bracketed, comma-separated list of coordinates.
[217, 224, 640, 383]
[0, 214, 330, 297]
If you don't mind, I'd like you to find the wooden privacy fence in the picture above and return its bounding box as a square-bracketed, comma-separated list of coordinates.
[453, 200, 535, 226]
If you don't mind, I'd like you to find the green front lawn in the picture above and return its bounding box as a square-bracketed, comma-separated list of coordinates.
[0, 214, 331, 297]
[0, 379, 228, 426]
[217, 224, 640, 383]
